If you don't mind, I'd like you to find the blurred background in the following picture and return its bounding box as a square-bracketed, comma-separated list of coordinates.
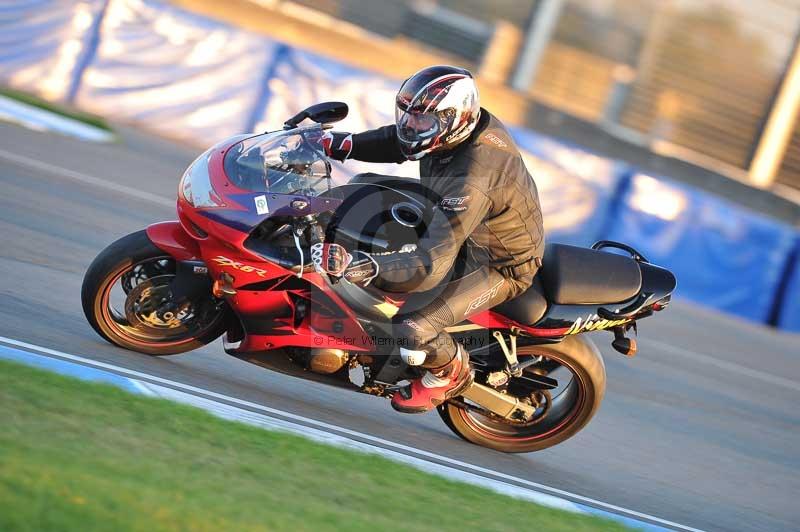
[1, 0, 799, 332]
[115, 0, 800, 198]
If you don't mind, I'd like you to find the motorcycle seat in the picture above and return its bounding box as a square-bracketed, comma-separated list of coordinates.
[493, 276, 548, 326]
[492, 243, 642, 326]
[539, 243, 642, 305]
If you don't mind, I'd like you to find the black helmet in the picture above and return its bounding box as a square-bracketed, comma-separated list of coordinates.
[395, 65, 480, 160]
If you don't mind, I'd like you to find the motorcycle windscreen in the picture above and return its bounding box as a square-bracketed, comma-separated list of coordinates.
[223, 127, 332, 197]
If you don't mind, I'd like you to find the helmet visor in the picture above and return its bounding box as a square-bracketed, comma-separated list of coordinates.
[395, 108, 440, 143]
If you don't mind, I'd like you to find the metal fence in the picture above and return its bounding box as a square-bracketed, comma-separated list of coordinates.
[289, 0, 535, 64]
[531, 0, 800, 190]
[781, 108, 800, 191]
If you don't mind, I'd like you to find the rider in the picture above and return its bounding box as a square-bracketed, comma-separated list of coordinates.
[318, 65, 545, 414]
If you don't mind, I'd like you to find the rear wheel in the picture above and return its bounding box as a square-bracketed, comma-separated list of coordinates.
[437, 335, 605, 453]
[81, 230, 229, 355]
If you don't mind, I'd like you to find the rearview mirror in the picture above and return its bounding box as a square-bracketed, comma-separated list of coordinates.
[284, 102, 349, 129]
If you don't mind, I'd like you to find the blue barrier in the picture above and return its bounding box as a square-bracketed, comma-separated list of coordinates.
[73, 0, 281, 144]
[0, 0, 107, 101]
[777, 239, 800, 332]
[66, 0, 110, 104]
[510, 128, 629, 247]
[604, 173, 798, 323]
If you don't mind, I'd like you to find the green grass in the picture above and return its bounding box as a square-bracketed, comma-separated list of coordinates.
[0, 359, 629, 532]
[0, 86, 112, 132]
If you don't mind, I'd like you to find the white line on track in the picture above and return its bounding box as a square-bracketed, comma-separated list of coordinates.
[0, 148, 174, 207]
[0, 334, 701, 532]
[646, 339, 800, 393]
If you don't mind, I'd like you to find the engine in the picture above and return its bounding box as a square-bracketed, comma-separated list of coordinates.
[305, 348, 350, 374]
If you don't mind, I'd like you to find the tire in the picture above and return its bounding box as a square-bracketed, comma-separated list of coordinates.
[437, 335, 606, 453]
[81, 230, 228, 355]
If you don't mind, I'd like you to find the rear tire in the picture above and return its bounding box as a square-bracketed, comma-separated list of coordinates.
[81, 230, 228, 355]
[437, 335, 605, 453]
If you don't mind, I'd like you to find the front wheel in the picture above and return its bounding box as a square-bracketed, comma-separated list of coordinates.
[438, 335, 606, 453]
[81, 230, 229, 355]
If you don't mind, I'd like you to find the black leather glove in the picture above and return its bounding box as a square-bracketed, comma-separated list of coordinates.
[311, 243, 350, 276]
[311, 244, 378, 287]
[320, 131, 353, 161]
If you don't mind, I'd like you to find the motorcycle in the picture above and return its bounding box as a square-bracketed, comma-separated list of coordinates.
[82, 102, 676, 453]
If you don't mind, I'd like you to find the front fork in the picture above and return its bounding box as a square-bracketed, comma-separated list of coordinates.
[145, 221, 218, 317]
[170, 260, 213, 303]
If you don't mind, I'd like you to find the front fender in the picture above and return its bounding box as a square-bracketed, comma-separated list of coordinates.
[146, 221, 200, 261]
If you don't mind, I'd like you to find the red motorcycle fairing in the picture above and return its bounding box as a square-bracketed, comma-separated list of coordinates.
[146, 221, 201, 261]
[220, 272, 374, 354]
[145, 219, 372, 355]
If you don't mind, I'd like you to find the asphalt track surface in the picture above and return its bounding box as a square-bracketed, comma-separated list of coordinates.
[1, 122, 798, 531]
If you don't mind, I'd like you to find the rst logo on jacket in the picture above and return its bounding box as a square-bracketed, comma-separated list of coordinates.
[465, 279, 504, 313]
[484, 133, 508, 148]
[440, 195, 470, 212]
